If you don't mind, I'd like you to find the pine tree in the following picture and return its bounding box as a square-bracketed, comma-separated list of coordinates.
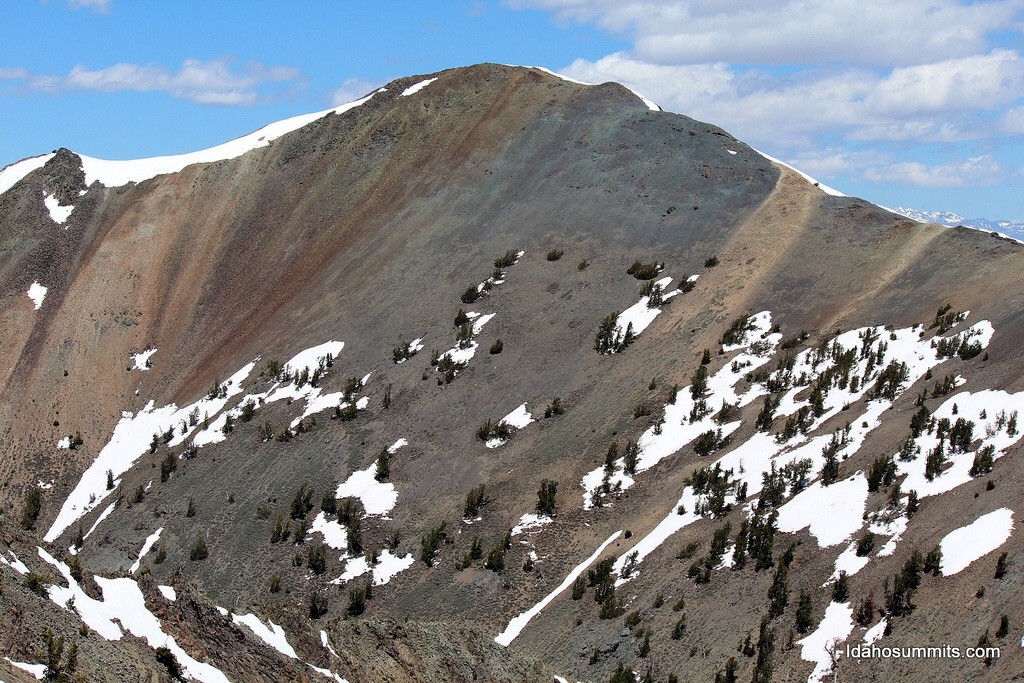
[794, 591, 813, 633]
[832, 571, 850, 603]
[375, 449, 390, 482]
[672, 614, 686, 640]
[536, 479, 558, 516]
[995, 552, 1008, 579]
[767, 564, 789, 618]
[106, 469, 114, 490]
[20, 487, 42, 530]
[189, 538, 208, 561]
[752, 615, 775, 683]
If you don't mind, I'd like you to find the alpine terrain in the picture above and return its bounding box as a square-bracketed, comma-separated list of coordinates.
[2, 64, 1023, 683]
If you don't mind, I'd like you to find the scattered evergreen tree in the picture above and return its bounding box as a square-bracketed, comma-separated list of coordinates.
[997, 614, 1010, 639]
[106, 469, 115, 490]
[906, 490, 920, 517]
[572, 574, 587, 600]
[160, 451, 177, 483]
[609, 662, 635, 683]
[832, 571, 849, 603]
[463, 484, 489, 518]
[307, 543, 327, 574]
[970, 445, 995, 476]
[923, 545, 943, 576]
[290, 483, 315, 519]
[419, 522, 447, 566]
[20, 486, 42, 530]
[189, 538, 208, 561]
[309, 591, 329, 619]
[767, 563, 789, 618]
[375, 449, 390, 482]
[154, 646, 181, 681]
[795, 591, 814, 633]
[751, 615, 775, 683]
[536, 479, 558, 517]
[856, 532, 876, 557]
[484, 544, 506, 572]
[995, 552, 1008, 579]
[546, 249, 564, 261]
[489, 339, 504, 354]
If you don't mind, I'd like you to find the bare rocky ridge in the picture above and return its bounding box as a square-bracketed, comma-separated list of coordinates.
[1, 63, 1022, 682]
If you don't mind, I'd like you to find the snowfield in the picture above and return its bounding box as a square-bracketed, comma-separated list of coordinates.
[939, 508, 1014, 576]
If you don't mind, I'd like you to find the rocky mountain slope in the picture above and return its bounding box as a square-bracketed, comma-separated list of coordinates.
[1, 63, 1023, 683]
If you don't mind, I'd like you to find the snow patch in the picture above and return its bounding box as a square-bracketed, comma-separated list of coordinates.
[0, 153, 54, 195]
[75, 93, 379, 189]
[233, 613, 298, 659]
[4, 657, 45, 679]
[45, 359, 257, 542]
[132, 348, 157, 371]
[26, 282, 47, 310]
[512, 513, 552, 536]
[129, 527, 163, 573]
[495, 531, 621, 646]
[335, 466, 397, 517]
[308, 512, 348, 550]
[754, 148, 846, 197]
[776, 475, 869, 547]
[38, 548, 232, 683]
[43, 193, 74, 223]
[157, 585, 176, 602]
[401, 77, 438, 96]
[940, 508, 1014, 576]
[798, 601, 855, 683]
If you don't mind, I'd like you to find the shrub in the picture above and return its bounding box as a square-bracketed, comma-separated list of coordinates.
[626, 260, 662, 280]
[308, 543, 327, 574]
[577, 260, 589, 270]
[461, 286, 482, 304]
[155, 646, 181, 680]
[309, 591, 329, 619]
[20, 487, 41, 530]
[704, 256, 719, 267]
[189, 538, 209, 561]
[420, 522, 447, 566]
[489, 339, 503, 354]
[160, 451, 177, 483]
[494, 250, 520, 268]
[375, 449, 390, 482]
[290, 483, 315, 519]
[546, 249, 564, 261]
[463, 484, 489, 518]
[536, 479, 558, 516]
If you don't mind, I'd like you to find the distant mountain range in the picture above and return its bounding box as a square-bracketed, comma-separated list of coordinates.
[893, 206, 1024, 239]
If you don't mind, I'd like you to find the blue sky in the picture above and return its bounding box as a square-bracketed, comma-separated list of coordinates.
[2, 1, 1022, 220]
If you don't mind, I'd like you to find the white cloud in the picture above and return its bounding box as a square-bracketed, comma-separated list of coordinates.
[864, 49, 1024, 116]
[561, 51, 1023, 148]
[1001, 105, 1024, 134]
[862, 155, 1004, 188]
[0, 67, 29, 79]
[328, 77, 381, 106]
[26, 58, 302, 105]
[511, 0, 1022, 67]
[67, 0, 111, 13]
